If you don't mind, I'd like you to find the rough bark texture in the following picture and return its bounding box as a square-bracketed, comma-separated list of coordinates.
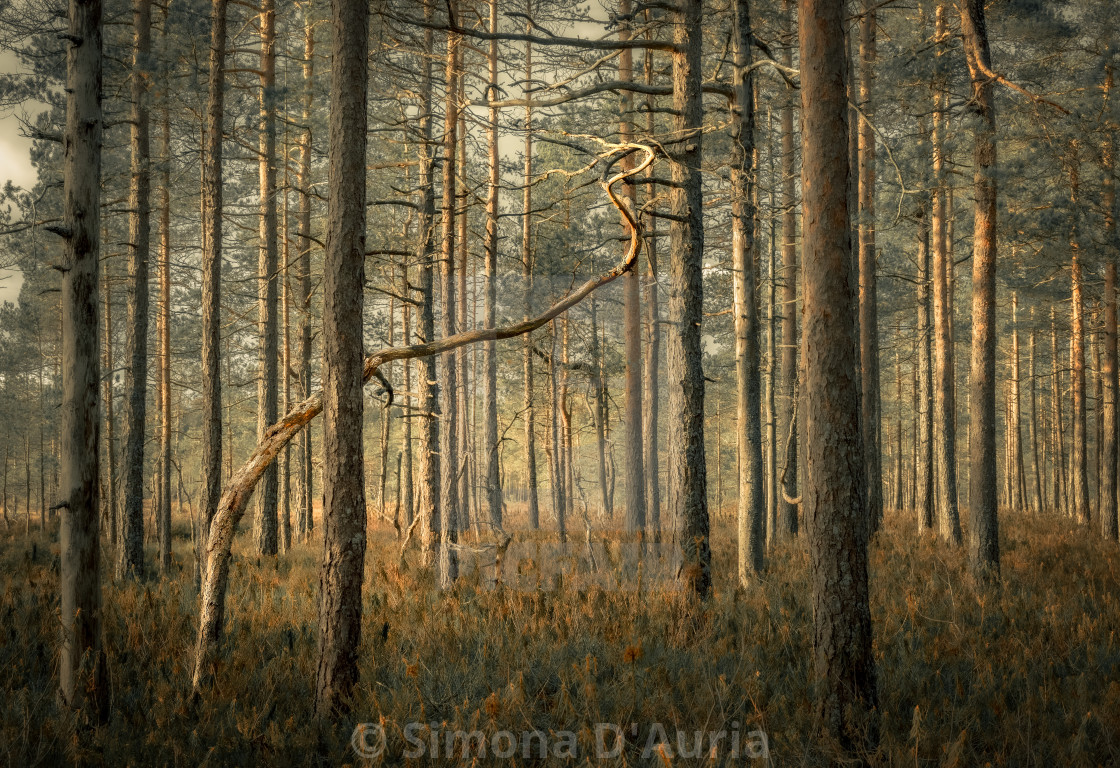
[118, 0, 150, 581]
[642, 19, 661, 540]
[732, 0, 763, 583]
[1069, 153, 1090, 525]
[200, 0, 227, 572]
[254, 0, 279, 556]
[521, 7, 540, 531]
[60, 0, 107, 721]
[799, 0, 878, 748]
[1010, 293, 1025, 512]
[482, 0, 502, 532]
[960, 0, 1000, 579]
[313, 0, 368, 715]
[858, 0, 881, 538]
[668, 0, 710, 598]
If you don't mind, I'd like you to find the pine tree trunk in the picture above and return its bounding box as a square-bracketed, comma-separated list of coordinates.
[779, 0, 799, 538]
[1029, 317, 1044, 513]
[932, 2, 961, 544]
[1069, 150, 1091, 526]
[59, 0, 107, 720]
[668, 0, 711, 598]
[1010, 293, 1026, 512]
[102, 247, 117, 547]
[521, 7, 540, 531]
[1052, 309, 1067, 513]
[157, 36, 172, 572]
[295, 0, 314, 541]
[200, 0, 227, 574]
[642, 20, 661, 540]
[118, 0, 150, 580]
[732, 0, 763, 583]
[916, 194, 934, 531]
[960, 0, 1000, 579]
[401, 293, 414, 527]
[481, 0, 502, 532]
[799, 0, 878, 746]
[254, 0, 279, 556]
[439, 18, 461, 585]
[314, 0, 368, 715]
[858, 0, 881, 538]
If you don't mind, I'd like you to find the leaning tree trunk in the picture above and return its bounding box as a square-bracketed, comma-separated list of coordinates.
[190, 144, 654, 692]
[118, 0, 151, 580]
[799, 0, 878, 747]
[200, 0, 227, 575]
[313, 0, 368, 716]
[668, 0, 711, 598]
[254, 0, 279, 556]
[961, 0, 1000, 580]
[857, 0, 881, 538]
[731, 0, 763, 583]
[59, 0, 107, 722]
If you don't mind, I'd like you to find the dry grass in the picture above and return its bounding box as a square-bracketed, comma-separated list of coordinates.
[1, 506, 1118, 766]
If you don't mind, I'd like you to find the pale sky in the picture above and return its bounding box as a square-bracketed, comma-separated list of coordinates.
[0, 49, 40, 305]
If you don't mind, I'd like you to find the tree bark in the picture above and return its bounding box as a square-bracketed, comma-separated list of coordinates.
[157, 14, 172, 573]
[778, 0, 799, 538]
[1103, 61, 1119, 540]
[521, 4, 540, 531]
[482, 0, 502, 532]
[932, 2, 961, 544]
[102, 243, 116, 547]
[200, 0, 227, 575]
[916, 194, 934, 531]
[1068, 148, 1090, 526]
[668, 0, 711, 598]
[1052, 308, 1067, 513]
[799, 0, 878, 747]
[254, 0, 279, 556]
[118, 0, 151, 580]
[642, 14, 661, 540]
[960, 0, 1000, 580]
[313, 0, 368, 715]
[731, 0, 763, 583]
[858, 0, 881, 538]
[295, 0, 315, 541]
[59, 0, 107, 721]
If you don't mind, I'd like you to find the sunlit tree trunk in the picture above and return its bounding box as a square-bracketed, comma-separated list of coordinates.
[481, 0, 502, 532]
[642, 16, 661, 540]
[157, 29, 172, 571]
[1103, 62, 1119, 540]
[778, 0, 799, 539]
[1068, 147, 1090, 526]
[521, 6, 540, 531]
[294, 0, 315, 541]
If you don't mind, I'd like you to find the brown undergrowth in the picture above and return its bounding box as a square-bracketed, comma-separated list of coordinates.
[1, 506, 1117, 765]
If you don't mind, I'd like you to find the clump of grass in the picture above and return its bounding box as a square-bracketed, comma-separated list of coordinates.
[1, 507, 1117, 765]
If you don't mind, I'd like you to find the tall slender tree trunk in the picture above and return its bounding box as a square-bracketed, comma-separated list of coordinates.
[439, 16, 461, 585]
[858, 0, 881, 538]
[415, 1, 440, 562]
[118, 0, 151, 580]
[255, 0, 279, 555]
[481, 0, 502, 533]
[521, 4, 540, 531]
[1052, 308, 1067, 513]
[1029, 316, 1044, 514]
[799, 0, 877, 747]
[642, 17, 661, 541]
[401, 291, 414, 526]
[916, 193, 934, 531]
[157, 27, 172, 572]
[589, 291, 610, 517]
[200, 0, 227, 575]
[731, 0, 763, 583]
[1009, 293, 1026, 512]
[669, 0, 710, 597]
[295, 0, 314, 541]
[59, 0, 107, 720]
[314, 0, 368, 715]
[103, 248, 117, 547]
[1068, 148, 1090, 526]
[932, 2, 960, 544]
[960, 0, 1000, 579]
[779, 0, 799, 538]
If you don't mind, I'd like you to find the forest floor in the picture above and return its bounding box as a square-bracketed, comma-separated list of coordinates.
[1, 504, 1118, 766]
